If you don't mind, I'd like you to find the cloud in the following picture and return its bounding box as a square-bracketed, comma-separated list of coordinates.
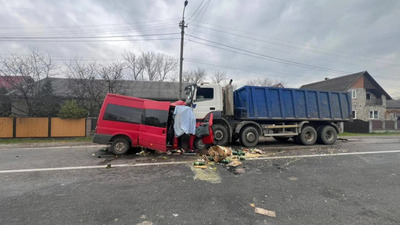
[0, 0, 399, 96]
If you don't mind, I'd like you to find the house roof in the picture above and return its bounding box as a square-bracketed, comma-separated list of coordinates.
[300, 71, 392, 100]
[0, 76, 33, 90]
[387, 100, 400, 109]
[270, 83, 284, 88]
[34, 78, 189, 101]
[116, 80, 190, 101]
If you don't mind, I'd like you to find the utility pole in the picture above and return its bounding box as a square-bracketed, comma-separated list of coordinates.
[179, 0, 188, 100]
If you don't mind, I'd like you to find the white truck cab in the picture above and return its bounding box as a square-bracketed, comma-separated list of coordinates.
[192, 83, 224, 119]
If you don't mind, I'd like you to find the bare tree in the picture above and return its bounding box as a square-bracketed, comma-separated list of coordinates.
[0, 50, 54, 116]
[246, 77, 275, 86]
[157, 55, 178, 81]
[141, 52, 161, 81]
[98, 61, 125, 93]
[168, 72, 179, 82]
[65, 60, 105, 116]
[183, 68, 207, 84]
[211, 71, 226, 84]
[123, 52, 144, 80]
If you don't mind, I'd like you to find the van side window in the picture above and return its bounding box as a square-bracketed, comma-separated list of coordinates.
[196, 88, 214, 102]
[144, 109, 168, 128]
[103, 104, 142, 124]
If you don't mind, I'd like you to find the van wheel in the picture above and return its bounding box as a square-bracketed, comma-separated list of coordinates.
[194, 138, 209, 150]
[212, 124, 229, 146]
[299, 126, 317, 145]
[318, 125, 337, 145]
[240, 126, 259, 147]
[111, 137, 130, 155]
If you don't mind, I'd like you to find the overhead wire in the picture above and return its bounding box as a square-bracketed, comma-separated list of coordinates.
[0, 37, 180, 42]
[189, 21, 400, 66]
[0, 18, 180, 30]
[187, 0, 205, 20]
[187, 34, 349, 74]
[0, 22, 178, 36]
[0, 32, 180, 39]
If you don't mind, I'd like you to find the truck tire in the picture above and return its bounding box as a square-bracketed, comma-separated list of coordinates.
[299, 126, 317, 145]
[212, 124, 229, 146]
[273, 136, 290, 142]
[240, 126, 259, 147]
[194, 137, 209, 150]
[318, 125, 337, 145]
[111, 137, 130, 155]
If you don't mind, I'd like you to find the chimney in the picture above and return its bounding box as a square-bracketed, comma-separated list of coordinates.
[325, 77, 330, 81]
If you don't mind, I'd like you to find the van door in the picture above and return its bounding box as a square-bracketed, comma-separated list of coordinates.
[139, 100, 170, 152]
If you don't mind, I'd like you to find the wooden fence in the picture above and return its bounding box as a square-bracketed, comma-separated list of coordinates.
[0, 117, 86, 138]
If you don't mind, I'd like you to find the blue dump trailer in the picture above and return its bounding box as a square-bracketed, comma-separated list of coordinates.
[228, 86, 352, 147]
[186, 83, 352, 147]
[234, 86, 352, 121]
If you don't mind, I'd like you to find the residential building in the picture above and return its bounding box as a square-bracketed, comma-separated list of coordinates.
[300, 71, 398, 121]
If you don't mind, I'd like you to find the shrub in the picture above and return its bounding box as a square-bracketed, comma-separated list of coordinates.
[58, 100, 88, 118]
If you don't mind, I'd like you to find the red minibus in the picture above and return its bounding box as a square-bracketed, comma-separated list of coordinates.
[93, 94, 214, 155]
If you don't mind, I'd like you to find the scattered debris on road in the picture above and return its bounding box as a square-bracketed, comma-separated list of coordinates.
[254, 207, 276, 217]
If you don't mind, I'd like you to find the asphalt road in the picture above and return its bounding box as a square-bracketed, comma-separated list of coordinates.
[0, 137, 400, 225]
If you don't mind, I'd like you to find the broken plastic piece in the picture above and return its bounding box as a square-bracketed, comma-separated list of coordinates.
[254, 207, 276, 217]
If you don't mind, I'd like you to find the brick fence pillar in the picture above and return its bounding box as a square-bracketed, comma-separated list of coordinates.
[369, 121, 372, 133]
[86, 118, 91, 137]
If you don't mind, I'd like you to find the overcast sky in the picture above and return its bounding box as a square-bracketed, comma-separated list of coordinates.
[1, 0, 399, 98]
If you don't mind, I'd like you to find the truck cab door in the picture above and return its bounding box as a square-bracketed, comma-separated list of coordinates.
[139, 100, 170, 152]
[193, 85, 222, 119]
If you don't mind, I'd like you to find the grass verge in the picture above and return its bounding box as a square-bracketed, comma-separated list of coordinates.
[0, 136, 93, 144]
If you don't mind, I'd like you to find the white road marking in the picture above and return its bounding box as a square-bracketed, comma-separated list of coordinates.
[0, 145, 106, 150]
[0, 161, 188, 174]
[0, 149, 400, 174]
[246, 149, 400, 161]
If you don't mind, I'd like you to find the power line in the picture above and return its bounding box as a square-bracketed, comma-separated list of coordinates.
[195, 0, 211, 25]
[0, 32, 180, 39]
[186, 27, 371, 69]
[0, 22, 178, 37]
[189, 22, 400, 66]
[187, 0, 205, 20]
[0, 37, 180, 42]
[185, 58, 294, 78]
[187, 34, 349, 74]
[0, 18, 180, 30]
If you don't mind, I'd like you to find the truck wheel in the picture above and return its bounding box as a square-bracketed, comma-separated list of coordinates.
[194, 137, 209, 150]
[240, 126, 259, 147]
[318, 125, 337, 145]
[273, 136, 290, 142]
[111, 137, 130, 155]
[299, 126, 317, 145]
[212, 124, 229, 146]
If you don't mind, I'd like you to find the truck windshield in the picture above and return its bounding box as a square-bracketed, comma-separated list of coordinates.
[196, 88, 214, 102]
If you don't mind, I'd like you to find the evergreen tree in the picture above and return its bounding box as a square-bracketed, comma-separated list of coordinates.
[58, 100, 88, 118]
